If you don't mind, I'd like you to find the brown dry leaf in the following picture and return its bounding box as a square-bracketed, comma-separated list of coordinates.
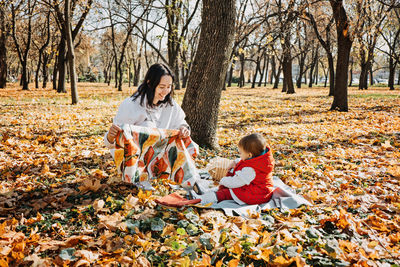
[98, 213, 126, 231]
[78, 178, 102, 193]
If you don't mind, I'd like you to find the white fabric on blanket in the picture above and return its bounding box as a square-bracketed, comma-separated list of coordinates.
[208, 176, 312, 218]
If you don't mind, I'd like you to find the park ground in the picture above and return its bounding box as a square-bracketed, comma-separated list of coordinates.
[0, 84, 399, 266]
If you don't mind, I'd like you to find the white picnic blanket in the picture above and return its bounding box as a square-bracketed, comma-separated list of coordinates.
[207, 176, 311, 217]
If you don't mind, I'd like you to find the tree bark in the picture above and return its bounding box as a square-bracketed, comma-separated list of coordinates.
[330, 0, 352, 111]
[65, 0, 78, 104]
[182, 0, 235, 148]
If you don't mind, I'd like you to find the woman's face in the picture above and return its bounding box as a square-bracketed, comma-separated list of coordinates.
[153, 75, 173, 105]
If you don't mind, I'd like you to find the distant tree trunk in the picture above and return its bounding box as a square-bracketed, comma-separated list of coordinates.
[251, 55, 261, 88]
[110, 23, 119, 89]
[239, 53, 245, 87]
[133, 58, 141, 87]
[282, 75, 287, 93]
[323, 64, 328, 88]
[348, 59, 353, 87]
[273, 65, 281, 89]
[35, 55, 42, 89]
[282, 53, 295, 94]
[65, 0, 78, 104]
[359, 59, 368, 90]
[42, 52, 50, 88]
[330, 0, 352, 111]
[11, 0, 34, 90]
[327, 53, 335, 95]
[269, 56, 275, 84]
[388, 57, 396, 90]
[296, 54, 306, 89]
[0, 31, 6, 88]
[260, 55, 268, 87]
[308, 48, 318, 88]
[227, 60, 235, 87]
[304, 70, 307, 85]
[398, 68, 400, 85]
[57, 37, 67, 93]
[181, 0, 235, 148]
[369, 64, 373, 86]
[52, 56, 58, 90]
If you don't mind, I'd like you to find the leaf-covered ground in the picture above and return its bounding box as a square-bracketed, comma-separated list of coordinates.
[0, 84, 399, 266]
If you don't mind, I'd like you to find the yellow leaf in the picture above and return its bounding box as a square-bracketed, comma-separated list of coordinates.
[367, 240, 379, 249]
[228, 259, 239, 267]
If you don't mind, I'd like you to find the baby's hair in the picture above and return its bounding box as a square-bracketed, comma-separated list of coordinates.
[238, 133, 267, 157]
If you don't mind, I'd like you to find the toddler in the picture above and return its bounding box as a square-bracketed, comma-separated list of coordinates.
[192, 133, 275, 205]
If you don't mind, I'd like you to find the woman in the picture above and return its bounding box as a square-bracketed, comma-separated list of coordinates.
[104, 63, 191, 148]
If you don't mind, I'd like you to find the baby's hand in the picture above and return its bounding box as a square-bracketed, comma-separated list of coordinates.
[228, 160, 236, 170]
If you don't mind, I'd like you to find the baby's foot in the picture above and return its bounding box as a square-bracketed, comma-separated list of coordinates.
[190, 190, 217, 205]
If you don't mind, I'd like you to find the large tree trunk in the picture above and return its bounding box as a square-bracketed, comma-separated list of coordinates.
[308, 48, 318, 88]
[330, 0, 352, 111]
[182, 0, 235, 148]
[65, 0, 78, 104]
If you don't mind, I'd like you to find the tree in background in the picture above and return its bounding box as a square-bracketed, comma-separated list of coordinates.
[11, 0, 37, 90]
[354, 0, 387, 90]
[329, 0, 354, 111]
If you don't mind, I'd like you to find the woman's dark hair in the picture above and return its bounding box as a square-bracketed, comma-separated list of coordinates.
[131, 63, 174, 107]
[238, 133, 267, 157]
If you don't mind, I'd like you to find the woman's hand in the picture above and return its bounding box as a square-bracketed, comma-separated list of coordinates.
[107, 124, 122, 144]
[178, 126, 190, 138]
